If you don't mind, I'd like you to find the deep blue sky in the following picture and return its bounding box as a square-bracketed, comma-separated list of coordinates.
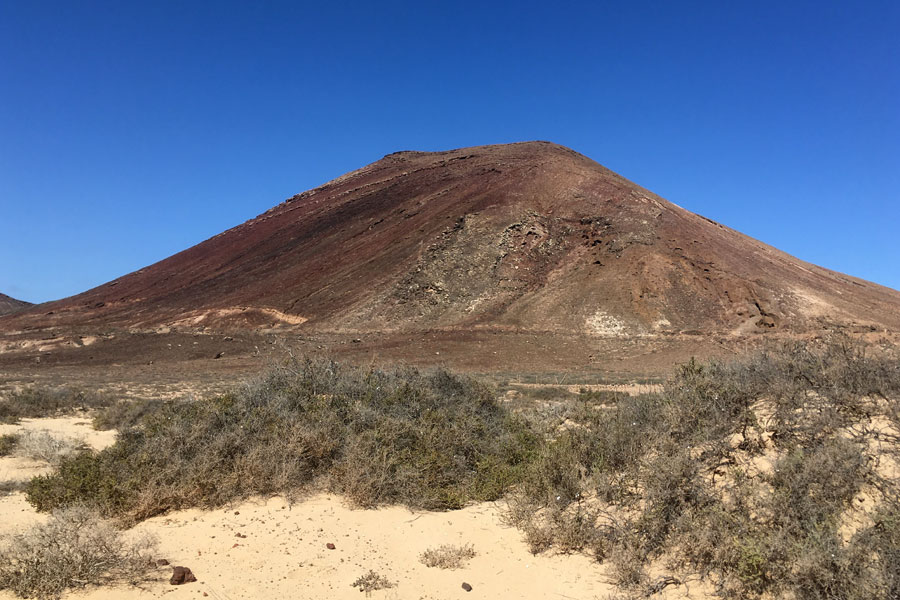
[2, 1, 898, 303]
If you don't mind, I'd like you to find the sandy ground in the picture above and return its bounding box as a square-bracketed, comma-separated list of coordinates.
[0, 418, 713, 600]
[0, 415, 116, 486]
[0, 416, 117, 536]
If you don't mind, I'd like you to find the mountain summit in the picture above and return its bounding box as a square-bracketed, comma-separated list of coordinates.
[4, 142, 899, 372]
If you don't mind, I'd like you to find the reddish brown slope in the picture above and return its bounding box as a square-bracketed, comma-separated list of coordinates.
[0, 293, 32, 316]
[4, 141, 900, 342]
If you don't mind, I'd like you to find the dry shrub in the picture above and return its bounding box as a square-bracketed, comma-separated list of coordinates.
[0, 505, 157, 599]
[510, 335, 900, 598]
[26, 358, 538, 521]
[0, 433, 18, 456]
[0, 480, 26, 496]
[92, 398, 165, 431]
[14, 430, 85, 465]
[509, 385, 578, 402]
[420, 543, 476, 569]
[0, 387, 113, 424]
[351, 570, 394, 594]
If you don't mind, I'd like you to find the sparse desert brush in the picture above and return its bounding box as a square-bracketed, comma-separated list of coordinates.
[14, 430, 85, 465]
[509, 335, 900, 598]
[351, 570, 394, 594]
[509, 384, 578, 402]
[0, 480, 26, 496]
[27, 358, 538, 520]
[0, 433, 19, 456]
[0, 386, 113, 423]
[0, 505, 157, 599]
[420, 543, 476, 569]
[92, 398, 165, 431]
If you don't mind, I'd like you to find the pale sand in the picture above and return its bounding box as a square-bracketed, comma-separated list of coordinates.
[0, 415, 116, 486]
[1, 416, 117, 535]
[0, 418, 712, 599]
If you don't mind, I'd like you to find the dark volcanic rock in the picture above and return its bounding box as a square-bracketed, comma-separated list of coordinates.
[170, 566, 197, 585]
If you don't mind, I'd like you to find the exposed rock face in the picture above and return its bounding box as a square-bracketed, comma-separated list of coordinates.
[3, 141, 900, 347]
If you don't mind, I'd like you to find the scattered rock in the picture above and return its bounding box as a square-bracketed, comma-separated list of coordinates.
[756, 315, 776, 328]
[462, 582, 473, 592]
[326, 543, 336, 550]
[235, 532, 247, 538]
[156, 558, 170, 566]
[215, 351, 225, 359]
[170, 566, 197, 585]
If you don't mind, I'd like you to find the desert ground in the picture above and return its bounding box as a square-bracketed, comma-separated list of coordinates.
[0, 414, 717, 600]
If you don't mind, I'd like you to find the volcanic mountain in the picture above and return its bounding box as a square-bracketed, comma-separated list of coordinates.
[3, 142, 899, 373]
[0, 293, 32, 316]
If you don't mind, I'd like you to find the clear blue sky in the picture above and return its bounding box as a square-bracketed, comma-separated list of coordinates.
[2, 1, 898, 303]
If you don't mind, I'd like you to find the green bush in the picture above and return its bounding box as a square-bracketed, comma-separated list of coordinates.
[27, 358, 538, 521]
[0, 433, 18, 456]
[92, 398, 165, 431]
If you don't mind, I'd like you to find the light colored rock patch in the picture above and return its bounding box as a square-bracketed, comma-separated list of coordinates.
[792, 288, 836, 318]
[164, 307, 308, 329]
[586, 310, 627, 337]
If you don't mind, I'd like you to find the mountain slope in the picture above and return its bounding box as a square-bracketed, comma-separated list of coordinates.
[0, 293, 32, 316]
[5, 142, 900, 343]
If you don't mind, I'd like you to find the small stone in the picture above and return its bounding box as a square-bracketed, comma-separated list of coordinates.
[462, 582, 473, 592]
[326, 543, 336, 550]
[156, 559, 170, 566]
[234, 511, 240, 515]
[170, 566, 197, 585]
[215, 351, 225, 359]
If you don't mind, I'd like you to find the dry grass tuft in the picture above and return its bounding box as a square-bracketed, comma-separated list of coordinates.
[420, 543, 476, 569]
[351, 570, 394, 595]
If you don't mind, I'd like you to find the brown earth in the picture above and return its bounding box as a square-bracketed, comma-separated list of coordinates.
[2, 141, 899, 384]
[0, 294, 31, 317]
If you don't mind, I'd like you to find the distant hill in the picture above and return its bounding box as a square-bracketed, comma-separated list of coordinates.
[0, 293, 32, 316]
[3, 141, 899, 373]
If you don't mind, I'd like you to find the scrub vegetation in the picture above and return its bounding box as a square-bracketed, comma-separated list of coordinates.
[509, 336, 900, 599]
[6, 335, 899, 598]
[25, 359, 538, 521]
